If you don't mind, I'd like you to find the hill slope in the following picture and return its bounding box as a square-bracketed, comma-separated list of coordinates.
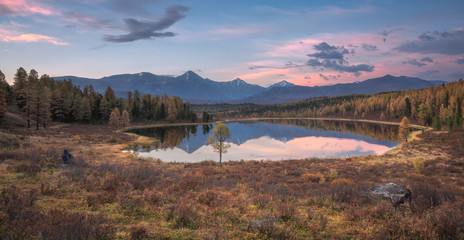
[55, 72, 444, 104]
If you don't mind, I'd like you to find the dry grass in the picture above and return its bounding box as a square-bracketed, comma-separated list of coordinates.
[0, 123, 463, 239]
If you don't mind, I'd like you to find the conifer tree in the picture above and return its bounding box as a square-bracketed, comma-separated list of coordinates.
[109, 108, 121, 128]
[26, 70, 39, 128]
[13, 68, 30, 126]
[0, 70, 12, 106]
[121, 109, 130, 127]
[78, 96, 92, 122]
[0, 88, 6, 118]
[398, 116, 410, 142]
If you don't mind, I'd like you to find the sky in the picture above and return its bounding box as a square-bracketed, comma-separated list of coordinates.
[1, 0, 464, 87]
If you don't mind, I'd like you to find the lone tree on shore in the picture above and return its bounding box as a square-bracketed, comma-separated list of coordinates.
[208, 123, 231, 166]
[398, 116, 411, 142]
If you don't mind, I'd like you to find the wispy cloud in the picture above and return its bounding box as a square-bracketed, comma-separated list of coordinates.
[394, 29, 464, 55]
[1, 33, 68, 45]
[103, 5, 189, 43]
[65, 11, 115, 29]
[0, 0, 53, 16]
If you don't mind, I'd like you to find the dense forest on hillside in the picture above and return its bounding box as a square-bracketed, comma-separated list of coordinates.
[195, 79, 464, 130]
[0, 68, 202, 129]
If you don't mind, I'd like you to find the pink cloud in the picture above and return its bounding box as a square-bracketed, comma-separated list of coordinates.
[1, 0, 53, 16]
[1, 32, 68, 45]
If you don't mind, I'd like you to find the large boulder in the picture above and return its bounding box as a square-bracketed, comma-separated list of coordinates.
[367, 182, 411, 207]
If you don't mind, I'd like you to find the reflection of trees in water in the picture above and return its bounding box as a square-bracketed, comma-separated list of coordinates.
[262, 119, 400, 141]
[130, 125, 212, 150]
[129, 120, 399, 151]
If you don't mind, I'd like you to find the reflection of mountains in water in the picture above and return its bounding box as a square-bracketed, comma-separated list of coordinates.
[131, 120, 399, 154]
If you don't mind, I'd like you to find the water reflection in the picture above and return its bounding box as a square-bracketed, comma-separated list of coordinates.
[126, 119, 400, 162]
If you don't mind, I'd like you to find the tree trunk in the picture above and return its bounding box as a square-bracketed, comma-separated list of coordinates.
[219, 148, 222, 166]
[36, 93, 40, 130]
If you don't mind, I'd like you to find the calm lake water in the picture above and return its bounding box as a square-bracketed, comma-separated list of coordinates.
[126, 119, 400, 163]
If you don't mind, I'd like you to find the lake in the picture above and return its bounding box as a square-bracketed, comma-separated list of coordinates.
[126, 119, 400, 163]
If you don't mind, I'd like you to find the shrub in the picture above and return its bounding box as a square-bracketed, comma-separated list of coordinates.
[413, 158, 424, 174]
[301, 173, 324, 183]
[165, 200, 201, 229]
[329, 169, 339, 179]
[129, 224, 149, 240]
[425, 202, 464, 239]
[276, 202, 297, 222]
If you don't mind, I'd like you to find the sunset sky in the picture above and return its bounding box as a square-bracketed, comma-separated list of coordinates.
[1, 0, 463, 86]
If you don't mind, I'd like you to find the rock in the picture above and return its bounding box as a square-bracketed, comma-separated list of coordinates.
[17, 173, 25, 179]
[367, 182, 411, 207]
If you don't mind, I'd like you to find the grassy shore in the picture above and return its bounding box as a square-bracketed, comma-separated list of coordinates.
[0, 116, 463, 239]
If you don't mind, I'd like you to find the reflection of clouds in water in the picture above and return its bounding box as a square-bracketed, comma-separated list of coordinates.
[137, 136, 392, 163]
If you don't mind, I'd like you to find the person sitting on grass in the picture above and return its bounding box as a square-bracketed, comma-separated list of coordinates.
[62, 149, 73, 164]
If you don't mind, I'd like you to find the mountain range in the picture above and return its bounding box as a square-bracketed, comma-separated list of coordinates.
[55, 71, 445, 104]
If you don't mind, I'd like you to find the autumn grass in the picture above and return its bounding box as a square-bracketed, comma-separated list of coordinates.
[0, 122, 463, 239]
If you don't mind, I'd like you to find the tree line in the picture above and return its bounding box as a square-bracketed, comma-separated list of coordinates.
[197, 79, 464, 130]
[0, 68, 208, 129]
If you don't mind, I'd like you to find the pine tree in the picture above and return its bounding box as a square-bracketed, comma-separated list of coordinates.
[27, 70, 39, 128]
[0, 88, 6, 118]
[40, 87, 51, 128]
[78, 96, 92, 122]
[13, 68, 30, 127]
[109, 108, 121, 128]
[0, 70, 13, 106]
[398, 116, 411, 142]
[29, 73, 51, 130]
[121, 109, 130, 127]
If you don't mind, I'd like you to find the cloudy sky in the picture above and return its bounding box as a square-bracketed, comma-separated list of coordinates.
[1, 0, 463, 86]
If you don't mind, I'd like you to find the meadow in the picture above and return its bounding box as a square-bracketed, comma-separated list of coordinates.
[0, 113, 463, 239]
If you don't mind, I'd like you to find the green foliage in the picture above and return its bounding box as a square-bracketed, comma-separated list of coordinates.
[432, 116, 442, 130]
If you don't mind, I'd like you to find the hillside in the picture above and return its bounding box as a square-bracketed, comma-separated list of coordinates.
[55, 72, 444, 104]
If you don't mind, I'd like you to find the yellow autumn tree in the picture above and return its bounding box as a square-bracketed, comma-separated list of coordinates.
[109, 108, 121, 129]
[398, 116, 411, 142]
[208, 123, 232, 166]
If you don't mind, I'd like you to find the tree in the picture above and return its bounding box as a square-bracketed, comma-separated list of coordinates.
[404, 97, 411, 117]
[398, 116, 411, 142]
[0, 70, 13, 106]
[121, 109, 131, 127]
[417, 102, 432, 126]
[432, 116, 442, 130]
[78, 96, 92, 122]
[27, 70, 39, 128]
[109, 108, 121, 128]
[13, 67, 30, 127]
[208, 123, 232, 166]
[0, 88, 6, 118]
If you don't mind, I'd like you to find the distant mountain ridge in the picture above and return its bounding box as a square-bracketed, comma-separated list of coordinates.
[54, 71, 445, 104]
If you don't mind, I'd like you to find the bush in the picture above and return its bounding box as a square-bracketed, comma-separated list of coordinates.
[129, 224, 149, 240]
[165, 200, 201, 229]
[425, 202, 464, 239]
[413, 158, 424, 174]
[0, 187, 114, 239]
[10, 163, 41, 176]
[301, 173, 324, 183]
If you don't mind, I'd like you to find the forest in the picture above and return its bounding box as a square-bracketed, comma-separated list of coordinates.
[195, 79, 464, 131]
[0, 68, 203, 129]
